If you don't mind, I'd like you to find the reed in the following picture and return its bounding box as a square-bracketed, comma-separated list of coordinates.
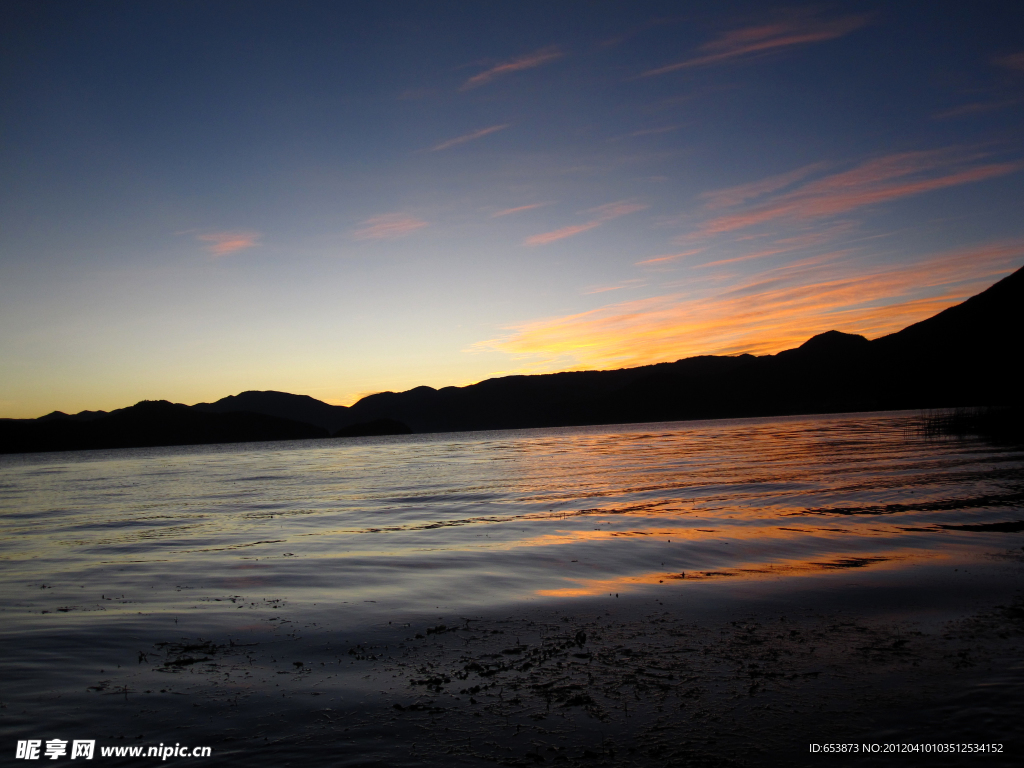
[920, 405, 1024, 443]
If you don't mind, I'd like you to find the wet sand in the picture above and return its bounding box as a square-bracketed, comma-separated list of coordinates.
[4, 547, 1023, 766]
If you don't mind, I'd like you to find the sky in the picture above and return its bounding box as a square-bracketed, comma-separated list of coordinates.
[1, 0, 1023, 418]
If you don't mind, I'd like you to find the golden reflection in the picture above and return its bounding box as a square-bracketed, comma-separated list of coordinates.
[534, 547, 940, 597]
[504, 519, 863, 552]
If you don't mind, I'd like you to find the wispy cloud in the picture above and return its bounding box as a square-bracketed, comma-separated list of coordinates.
[588, 202, 649, 221]
[196, 230, 261, 256]
[693, 149, 1023, 236]
[994, 52, 1024, 71]
[491, 202, 551, 218]
[608, 125, 682, 141]
[932, 99, 1018, 120]
[523, 201, 647, 246]
[699, 163, 827, 209]
[476, 241, 1024, 371]
[352, 214, 429, 241]
[641, 13, 869, 77]
[431, 124, 510, 151]
[524, 222, 602, 246]
[461, 47, 564, 90]
[695, 226, 853, 268]
[582, 279, 646, 295]
[635, 248, 704, 266]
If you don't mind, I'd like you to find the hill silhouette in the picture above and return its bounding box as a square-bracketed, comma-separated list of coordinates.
[324, 266, 1020, 431]
[333, 418, 413, 438]
[0, 400, 326, 454]
[193, 390, 350, 432]
[2, 265, 1020, 454]
[870, 265, 1023, 409]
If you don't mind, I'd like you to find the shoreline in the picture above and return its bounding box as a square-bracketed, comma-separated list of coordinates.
[4, 545, 1023, 766]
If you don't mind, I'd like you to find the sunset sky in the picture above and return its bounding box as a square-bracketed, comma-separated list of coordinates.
[2, 1, 1023, 418]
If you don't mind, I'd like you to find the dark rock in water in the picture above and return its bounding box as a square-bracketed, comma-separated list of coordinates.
[333, 418, 413, 438]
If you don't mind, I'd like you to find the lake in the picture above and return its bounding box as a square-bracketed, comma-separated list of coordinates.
[2, 411, 1023, 766]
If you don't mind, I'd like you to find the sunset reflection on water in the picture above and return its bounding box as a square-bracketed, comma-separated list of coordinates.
[1, 411, 1022, 621]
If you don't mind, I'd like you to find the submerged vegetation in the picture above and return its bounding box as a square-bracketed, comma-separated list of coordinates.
[921, 406, 1024, 444]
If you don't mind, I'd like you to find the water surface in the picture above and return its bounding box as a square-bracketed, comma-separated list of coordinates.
[2, 411, 1022, 619]
[2, 411, 1023, 765]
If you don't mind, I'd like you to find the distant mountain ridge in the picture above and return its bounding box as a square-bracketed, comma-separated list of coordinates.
[3, 265, 1020, 454]
[0, 400, 327, 454]
[193, 390, 351, 432]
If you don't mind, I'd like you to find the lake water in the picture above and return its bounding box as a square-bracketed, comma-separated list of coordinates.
[2, 411, 1023, 765]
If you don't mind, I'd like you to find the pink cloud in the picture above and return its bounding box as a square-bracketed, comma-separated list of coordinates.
[695, 226, 852, 268]
[699, 163, 827, 209]
[431, 124, 510, 151]
[524, 222, 602, 247]
[994, 52, 1024, 71]
[635, 248, 704, 266]
[352, 214, 429, 241]
[477, 240, 1024, 371]
[582, 279, 646, 295]
[587, 201, 648, 221]
[932, 100, 1018, 120]
[523, 201, 647, 246]
[694, 150, 1024, 236]
[461, 47, 564, 90]
[196, 230, 261, 256]
[641, 13, 869, 77]
[491, 202, 551, 217]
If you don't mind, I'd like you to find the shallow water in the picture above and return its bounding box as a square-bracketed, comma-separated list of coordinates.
[2, 411, 1024, 765]
[2, 411, 1022, 618]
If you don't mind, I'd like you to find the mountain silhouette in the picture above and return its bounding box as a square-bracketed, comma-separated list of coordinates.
[3, 265, 1020, 454]
[324, 266, 1020, 431]
[869, 265, 1023, 408]
[333, 418, 413, 438]
[193, 390, 350, 432]
[0, 400, 326, 454]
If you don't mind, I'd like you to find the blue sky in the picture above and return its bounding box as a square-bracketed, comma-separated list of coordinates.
[2, 1, 1023, 417]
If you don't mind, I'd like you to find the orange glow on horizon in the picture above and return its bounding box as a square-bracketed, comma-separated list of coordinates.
[475, 241, 1024, 372]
